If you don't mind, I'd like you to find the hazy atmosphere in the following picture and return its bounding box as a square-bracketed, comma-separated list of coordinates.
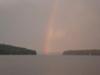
[0, 0, 100, 54]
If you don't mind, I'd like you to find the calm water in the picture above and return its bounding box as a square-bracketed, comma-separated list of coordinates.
[0, 55, 100, 75]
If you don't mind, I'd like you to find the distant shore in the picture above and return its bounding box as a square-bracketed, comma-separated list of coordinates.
[63, 49, 100, 55]
[0, 44, 37, 55]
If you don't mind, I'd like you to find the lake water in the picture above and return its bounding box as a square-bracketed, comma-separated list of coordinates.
[0, 56, 100, 75]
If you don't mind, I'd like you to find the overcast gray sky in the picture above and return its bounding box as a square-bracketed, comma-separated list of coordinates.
[0, 0, 100, 54]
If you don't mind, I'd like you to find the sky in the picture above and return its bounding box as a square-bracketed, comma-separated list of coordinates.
[0, 0, 100, 54]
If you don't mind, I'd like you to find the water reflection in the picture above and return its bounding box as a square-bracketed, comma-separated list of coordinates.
[0, 56, 99, 75]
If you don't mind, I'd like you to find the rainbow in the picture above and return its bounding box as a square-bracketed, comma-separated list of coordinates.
[43, 0, 59, 54]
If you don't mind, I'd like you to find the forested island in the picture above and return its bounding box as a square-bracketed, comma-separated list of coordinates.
[63, 49, 100, 55]
[0, 44, 37, 55]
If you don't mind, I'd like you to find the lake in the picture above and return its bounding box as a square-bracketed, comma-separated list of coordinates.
[0, 55, 100, 75]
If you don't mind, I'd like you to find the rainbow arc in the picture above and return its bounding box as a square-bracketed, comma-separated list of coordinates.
[43, 0, 59, 54]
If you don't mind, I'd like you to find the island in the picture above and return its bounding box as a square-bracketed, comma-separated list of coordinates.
[0, 44, 37, 55]
[63, 49, 100, 55]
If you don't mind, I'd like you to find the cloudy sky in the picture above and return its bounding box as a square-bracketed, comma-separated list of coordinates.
[0, 0, 100, 54]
